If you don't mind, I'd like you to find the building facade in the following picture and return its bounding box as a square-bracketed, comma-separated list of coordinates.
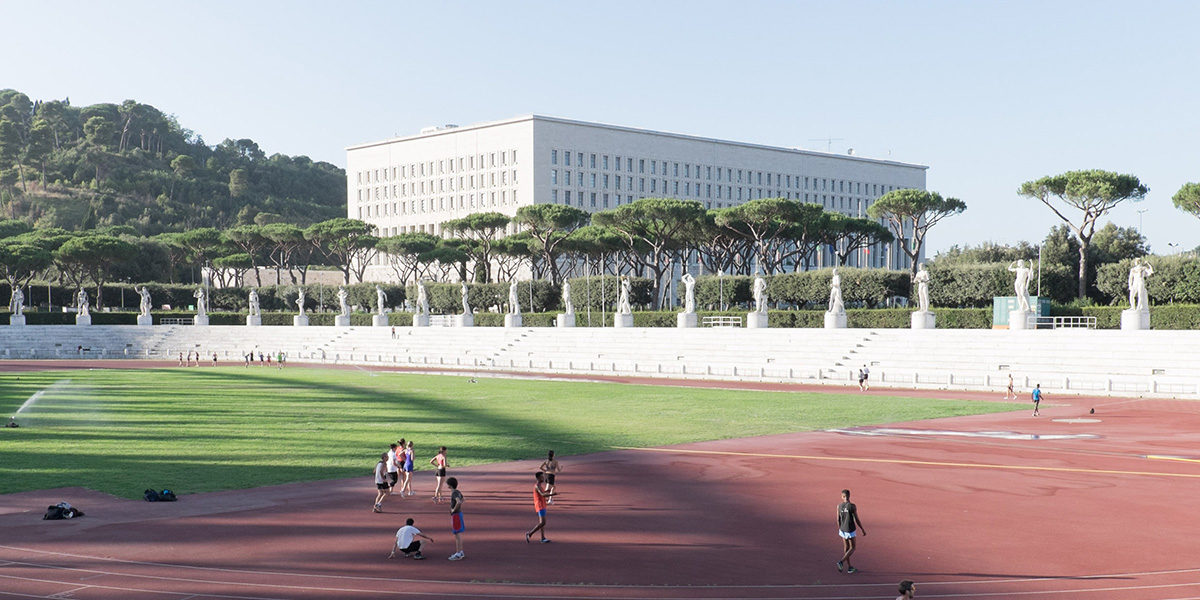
[346, 115, 928, 283]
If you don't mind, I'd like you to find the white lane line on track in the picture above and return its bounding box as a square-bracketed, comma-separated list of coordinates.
[5, 547, 1200, 596]
[618, 446, 1200, 479]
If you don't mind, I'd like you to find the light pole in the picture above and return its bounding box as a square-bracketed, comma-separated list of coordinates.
[1168, 242, 1181, 254]
[1137, 208, 1149, 234]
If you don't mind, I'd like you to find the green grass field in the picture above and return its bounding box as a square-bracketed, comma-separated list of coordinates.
[0, 367, 1023, 498]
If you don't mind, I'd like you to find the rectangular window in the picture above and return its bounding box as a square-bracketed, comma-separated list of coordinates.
[615, 156, 621, 171]
[650, 179, 656, 193]
[564, 152, 571, 166]
[707, 166, 712, 180]
[590, 192, 597, 207]
[706, 184, 712, 198]
[627, 158, 633, 171]
[590, 173, 596, 188]
[565, 190, 571, 203]
[674, 181, 679, 195]
[737, 169, 743, 183]
[603, 155, 609, 169]
[552, 189, 558, 203]
[650, 161, 656, 175]
[577, 171, 583, 186]
[590, 154, 596, 168]
[674, 163, 679, 177]
[639, 159, 645, 173]
[603, 174, 609, 188]
[684, 182, 690, 195]
[639, 178, 645, 192]
[716, 186, 722, 199]
[577, 152, 583, 167]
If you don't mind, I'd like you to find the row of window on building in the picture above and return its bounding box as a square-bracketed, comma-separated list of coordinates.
[356, 168, 518, 203]
[356, 189, 519, 220]
[356, 149, 518, 185]
[550, 149, 899, 198]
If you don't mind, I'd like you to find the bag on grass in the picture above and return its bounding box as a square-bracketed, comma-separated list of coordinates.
[143, 488, 178, 502]
[43, 502, 83, 520]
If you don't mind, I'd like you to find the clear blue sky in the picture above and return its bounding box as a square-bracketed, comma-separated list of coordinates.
[5, 0, 1198, 254]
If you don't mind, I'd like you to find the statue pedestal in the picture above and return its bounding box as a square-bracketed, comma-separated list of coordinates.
[372, 314, 388, 327]
[9, 314, 25, 326]
[557, 313, 575, 328]
[614, 313, 633, 328]
[505, 314, 523, 328]
[137, 314, 153, 326]
[293, 314, 309, 327]
[1008, 310, 1032, 330]
[911, 310, 935, 329]
[246, 315, 261, 327]
[193, 314, 209, 326]
[412, 314, 429, 327]
[746, 312, 768, 328]
[76, 314, 92, 326]
[334, 315, 351, 327]
[677, 312, 697, 328]
[1121, 308, 1150, 331]
[456, 314, 474, 328]
[824, 311, 847, 329]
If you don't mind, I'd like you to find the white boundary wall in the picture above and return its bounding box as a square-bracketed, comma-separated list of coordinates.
[2, 326, 1197, 400]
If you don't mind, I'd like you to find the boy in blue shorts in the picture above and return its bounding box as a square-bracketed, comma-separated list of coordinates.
[1032, 384, 1042, 416]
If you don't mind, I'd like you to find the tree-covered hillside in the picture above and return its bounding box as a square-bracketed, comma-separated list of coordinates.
[0, 89, 345, 233]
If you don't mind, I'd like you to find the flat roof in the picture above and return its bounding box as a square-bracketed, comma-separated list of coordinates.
[346, 115, 927, 170]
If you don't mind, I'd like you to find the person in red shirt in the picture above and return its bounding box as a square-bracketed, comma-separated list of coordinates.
[524, 471, 556, 543]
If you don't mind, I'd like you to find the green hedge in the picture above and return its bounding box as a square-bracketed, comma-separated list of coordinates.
[0, 282, 407, 313]
[1095, 256, 1200, 306]
[928, 262, 1075, 307]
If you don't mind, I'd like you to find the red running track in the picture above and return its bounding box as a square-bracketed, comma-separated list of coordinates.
[3, 363, 1200, 598]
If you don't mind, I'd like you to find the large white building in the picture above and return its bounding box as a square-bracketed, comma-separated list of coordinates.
[346, 115, 927, 282]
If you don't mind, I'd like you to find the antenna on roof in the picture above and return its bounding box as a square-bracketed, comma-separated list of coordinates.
[808, 137, 845, 152]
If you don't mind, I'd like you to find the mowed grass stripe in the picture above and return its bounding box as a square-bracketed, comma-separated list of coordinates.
[0, 367, 1022, 498]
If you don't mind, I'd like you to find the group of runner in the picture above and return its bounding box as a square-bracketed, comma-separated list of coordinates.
[373, 439, 417, 512]
[377, 447, 563, 561]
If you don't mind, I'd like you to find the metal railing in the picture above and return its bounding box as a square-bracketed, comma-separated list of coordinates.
[1027, 316, 1097, 330]
[701, 316, 743, 328]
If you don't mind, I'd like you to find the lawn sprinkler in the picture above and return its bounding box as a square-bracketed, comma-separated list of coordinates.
[5, 416, 18, 428]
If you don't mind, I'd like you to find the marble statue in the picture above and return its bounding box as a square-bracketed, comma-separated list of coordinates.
[828, 267, 845, 313]
[680, 273, 696, 314]
[461, 282, 471, 315]
[248, 289, 260, 317]
[1128, 258, 1154, 311]
[193, 288, 207, 317]
[295, 288, 306, 315]
[375, 285, 387, 315]
[415, 280, 429, 315]
[9, 287, 23, 316]
[617, 276, 632, 315]
[138, 286, 152, 317]
[752, 275, 768, 314]
[77, 288, 89, 317]
[508, 281, 521, 315]
[337, 286, 350, 317]
[914, 264, 931, 312]
[562, 280, 573, 315]
[1008, 259, 1032, 313]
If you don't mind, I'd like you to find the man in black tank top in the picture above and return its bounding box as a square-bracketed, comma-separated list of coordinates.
[836, 489, 866, 574]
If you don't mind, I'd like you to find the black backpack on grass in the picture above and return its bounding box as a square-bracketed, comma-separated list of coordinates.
[43, 502, 83, 520]
[143, 488, 178, 502]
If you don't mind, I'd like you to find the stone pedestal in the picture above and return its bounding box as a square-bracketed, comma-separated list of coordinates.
[614, 313, 633, 328]
[136, 314, 153, 326]
[824, 311, 847, 329]
[911, 310, 935, 329]
[9, 314, 25, 326]
[456, 314, 474, 327]
[746, 312, 768, 328]
[293, 314, 309, 327]
[676, 312, 697, 328]
[372, 314, 388, 327]
[557, 313, 575, 328]
[1121, 308, 1150, 331]
[246, 315, 261, 327]
[1009, 310, 1032, 330]
[193, 314, 209, 326]
[504, 314, 523, 328]
[76, 314, 91, 326]
[412, 314, 429, 327]
[334, 315, 351, 327]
